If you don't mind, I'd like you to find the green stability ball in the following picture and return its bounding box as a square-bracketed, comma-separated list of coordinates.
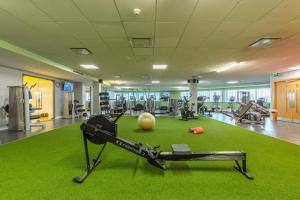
[137, 112, 156, 130]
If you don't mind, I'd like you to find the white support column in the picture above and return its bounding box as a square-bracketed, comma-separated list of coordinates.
[91, 81, 101, 115]
[188, 79, 199, 113]
[74, 82, 85, 104]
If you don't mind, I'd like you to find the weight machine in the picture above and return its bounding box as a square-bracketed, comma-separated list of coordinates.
[180, 96, 197, 120]
[73, 112, 253, 183]
[7, 85, 45, 132]
[224, 101, 270, 124]
[146, 95, 155, 114]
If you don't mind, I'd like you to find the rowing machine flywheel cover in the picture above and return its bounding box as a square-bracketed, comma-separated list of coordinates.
[81, 115, 117, 144]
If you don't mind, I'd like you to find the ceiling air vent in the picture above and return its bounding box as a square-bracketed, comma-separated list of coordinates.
[70, 48, 93, 55]
[130, 38, 153, 48]
[248, 37, 282, 48]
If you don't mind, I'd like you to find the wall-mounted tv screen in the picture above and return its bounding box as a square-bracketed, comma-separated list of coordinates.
[63, 82, 74, 92]
[162, 91, 170, 97]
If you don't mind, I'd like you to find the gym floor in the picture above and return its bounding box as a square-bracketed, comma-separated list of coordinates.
[0, 116, 300, 200]
[1, 113, 300, 145]
[0, 118, 79, 144]
[210, 113, 300, 145]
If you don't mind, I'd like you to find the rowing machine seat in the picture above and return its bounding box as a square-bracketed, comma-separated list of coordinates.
[172, 144, 192, 155]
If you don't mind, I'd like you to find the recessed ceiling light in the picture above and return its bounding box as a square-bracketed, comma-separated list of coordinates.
[288, 66, 300, 70]
[216, 62, 241, 73]
[153, 64, 168, 70]
[80, 64, 98, 69]
[112, 75, 121, 78]
[144, 83, 152, 86]
[227, 81, 239, 84]
[70, 48, 92, 55]
[152, 80, 160, 84]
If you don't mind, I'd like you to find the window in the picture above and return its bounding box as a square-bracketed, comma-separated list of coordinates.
[223, 87, 270, 102]
[180, 91, 190, 99]
[198, 90, 222, 102]
[257, 88, 271, 102]
[114, 92, 161, 101]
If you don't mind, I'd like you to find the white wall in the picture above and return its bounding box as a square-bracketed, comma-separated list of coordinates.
[74, 82, 85, 105]
[0, 66, 22, 126]
[91, 82, 100, 115]
[271, 69, 300, 82]
[54, 81, 65, 118]
[0, 65, 71, 126]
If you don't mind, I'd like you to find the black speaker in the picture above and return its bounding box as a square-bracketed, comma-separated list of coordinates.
[187, 79, 199, 83]
[99, 79, 103, 83]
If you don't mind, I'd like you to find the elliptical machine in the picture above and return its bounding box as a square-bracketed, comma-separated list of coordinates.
[180, 96, 197, 121]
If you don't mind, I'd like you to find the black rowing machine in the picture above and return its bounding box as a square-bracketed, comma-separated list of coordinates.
[73, 112, 253, 183]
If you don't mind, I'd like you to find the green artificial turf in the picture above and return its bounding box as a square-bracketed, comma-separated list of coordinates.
[0, 116, 300, 200]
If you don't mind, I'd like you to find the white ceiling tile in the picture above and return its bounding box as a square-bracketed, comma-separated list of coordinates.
[226, 38, 257, 49]
[111, 48, 134, 58]
[115, 0, 155, 21]
[263, 0, 300, 22]
[46, 37, 82, 49]
[105, 38, 131, 48]
[200, 37, 230, 48]
[76, 37, 108, 51]
[0, 10, 35, 37]
[211, 21, 250, 38]
[155, 37, 179, 48]
[57, 22, 99, 38]
[154, 48, 175, 57]
[240, 21, 287, 38]
[178, 35, 204, 48]
[30, 22, 71, 38]
[155, 22, 186, 37]
[2, 0, 299, 87]
[124, 22, 154, 37]
[192, 0, 240, 21]
[94, 22, 127, 38]
[226, 0, 282, 22]
[32, 0, 85, 21]
[133, 48, 153, 56]
[0, 0, 51, 21]
[156, 0, 197, 22]
[73, 0, 120, 22]
[187, 21, 219, 37]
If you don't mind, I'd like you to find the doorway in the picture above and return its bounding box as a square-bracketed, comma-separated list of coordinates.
[274, 79, 300, 122]
[23, 75, 54, 121]
[85, 86, 92, 113]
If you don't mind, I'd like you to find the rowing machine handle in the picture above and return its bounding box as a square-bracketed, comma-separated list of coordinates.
[113, 109, 127, 122]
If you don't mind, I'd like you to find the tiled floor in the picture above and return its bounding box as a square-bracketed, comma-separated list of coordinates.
[0, 118, 78, 144]
[1, 113, 300, 145]
[210, 113, 300, 145]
